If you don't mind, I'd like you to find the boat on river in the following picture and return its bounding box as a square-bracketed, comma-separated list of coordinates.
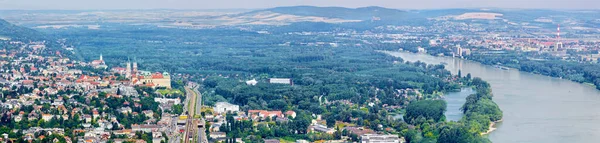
[494, 65, 510, 70]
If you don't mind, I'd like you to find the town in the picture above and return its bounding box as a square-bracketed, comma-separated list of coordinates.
[0, 39, 183, 143]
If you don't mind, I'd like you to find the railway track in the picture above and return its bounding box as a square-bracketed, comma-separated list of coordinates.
[183, 85, 207, 143]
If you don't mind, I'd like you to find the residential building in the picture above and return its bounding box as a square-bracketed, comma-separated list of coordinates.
[309, 124, 335, 134]
[210, 132, 226, 139]
[247, 110, 282, 120]
[213, 102, 239, 114]
[41, 114, 53, 121]
[343, 127, 374, 136]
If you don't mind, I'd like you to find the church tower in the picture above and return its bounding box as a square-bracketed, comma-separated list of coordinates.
[133, 61, 138, 76]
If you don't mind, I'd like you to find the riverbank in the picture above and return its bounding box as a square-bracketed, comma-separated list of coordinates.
[464, 52, 600, 90]
[385, 50, 600, 142]
[482, 119, 503, 135]
[383, 50, 504, 137]
[385, 50, 600, 91]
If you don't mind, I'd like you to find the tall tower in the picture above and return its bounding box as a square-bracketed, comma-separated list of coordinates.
[555, 24, 563, 51]
[557, 24, 560, 40]
[100, 54, 103, 61]
[133, 61, 138, 76]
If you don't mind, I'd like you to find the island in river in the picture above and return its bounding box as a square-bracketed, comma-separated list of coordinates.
[386, 51, 600, 143]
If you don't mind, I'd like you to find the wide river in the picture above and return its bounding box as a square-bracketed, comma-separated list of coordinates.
[386, 51, 600, 143]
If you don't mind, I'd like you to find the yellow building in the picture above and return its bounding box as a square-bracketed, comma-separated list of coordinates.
[134, 71, 171, 88]
[123, 61, 171, 88]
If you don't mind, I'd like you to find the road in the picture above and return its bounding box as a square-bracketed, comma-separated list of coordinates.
[193, 86, 208, 143]
[167, 116, 179, 143]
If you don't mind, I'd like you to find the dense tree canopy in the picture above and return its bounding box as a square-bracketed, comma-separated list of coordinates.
[32, 23, 502, 142]
[404, 100, 447, 124]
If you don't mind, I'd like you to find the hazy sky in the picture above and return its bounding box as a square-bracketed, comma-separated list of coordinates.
[0, 0, 597, 10]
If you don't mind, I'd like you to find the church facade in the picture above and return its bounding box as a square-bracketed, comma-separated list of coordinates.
[121, 59, 172, 89]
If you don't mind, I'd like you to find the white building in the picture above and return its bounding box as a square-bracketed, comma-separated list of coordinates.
[154, 98, 181, 105]
[361, 134, 404, 143]
[213, 102, 239, 114]
[269, 78, 292, 85]
[246, 79, 258, 86]
[41, 114, 54, 121]
[454, 44, 463, 57]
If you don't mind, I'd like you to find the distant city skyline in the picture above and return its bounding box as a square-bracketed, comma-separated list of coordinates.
[0, 0, 597, 10]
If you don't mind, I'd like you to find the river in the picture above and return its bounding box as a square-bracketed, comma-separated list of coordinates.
[386, 51, 600, 143]
[444, 88, 476, 122]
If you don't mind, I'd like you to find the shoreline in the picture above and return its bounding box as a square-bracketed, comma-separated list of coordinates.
[385, 50, 600, 91]
[481, 119, 503, 135]
[383, 50, 505, 137]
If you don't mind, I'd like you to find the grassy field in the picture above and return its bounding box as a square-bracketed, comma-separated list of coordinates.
[157, 89, 183, 96]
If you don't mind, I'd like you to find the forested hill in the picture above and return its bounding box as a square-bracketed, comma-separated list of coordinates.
[0, 19, 50, 41]
[0, 19, 71, 58]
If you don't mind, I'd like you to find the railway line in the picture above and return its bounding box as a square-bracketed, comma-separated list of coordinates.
[182, 84, 207, 143]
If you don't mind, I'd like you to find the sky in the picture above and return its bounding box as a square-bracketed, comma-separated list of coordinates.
[0, 0, 598, 10]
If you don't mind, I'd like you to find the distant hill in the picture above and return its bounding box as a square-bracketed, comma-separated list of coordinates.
[256, 6, 408, 21]
[0, 19, 49, 41]
[235, 6, 433, 28]
[0, 18, 69, 58]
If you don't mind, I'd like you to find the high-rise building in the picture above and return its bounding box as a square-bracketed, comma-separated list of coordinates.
[454, 44, 462, 57]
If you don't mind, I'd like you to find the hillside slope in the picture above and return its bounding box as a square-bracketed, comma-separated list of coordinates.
[0, 19, 49, 41]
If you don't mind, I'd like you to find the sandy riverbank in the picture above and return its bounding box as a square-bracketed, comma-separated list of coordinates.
[482, 119, 503, 135]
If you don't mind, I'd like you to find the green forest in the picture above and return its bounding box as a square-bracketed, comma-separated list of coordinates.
[34, 23, 504, 142]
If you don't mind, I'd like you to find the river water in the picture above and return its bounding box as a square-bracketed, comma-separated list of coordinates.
[444, 88, 476, 121]
[387, 51, 600, 143]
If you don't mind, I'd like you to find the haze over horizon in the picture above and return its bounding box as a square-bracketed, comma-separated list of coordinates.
[0, 0, 597, 10]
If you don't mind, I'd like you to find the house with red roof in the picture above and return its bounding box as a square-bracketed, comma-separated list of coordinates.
[248, 110, 283, 120]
